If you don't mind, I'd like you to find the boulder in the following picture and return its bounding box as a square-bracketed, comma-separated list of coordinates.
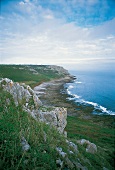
[56, 147, 67, 158]
[56, 159, 63, 168]
[39, 107, 67, 134]
[86, 143, 97, 154]
[21, 137, 30, 151]
[77, 139, 97, 154]
[66, 140, 78, 153]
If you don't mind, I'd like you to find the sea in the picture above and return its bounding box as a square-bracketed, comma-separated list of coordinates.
[65, 69, 115, 115]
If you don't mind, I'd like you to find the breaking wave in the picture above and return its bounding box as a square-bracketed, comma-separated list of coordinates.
[66, 84, 115, 115]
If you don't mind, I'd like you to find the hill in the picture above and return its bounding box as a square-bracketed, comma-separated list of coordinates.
[0, 65, 114, 170]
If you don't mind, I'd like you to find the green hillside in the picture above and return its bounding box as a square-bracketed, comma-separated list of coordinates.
[0, 65, 64, 87]
[0, 65, 114, 170]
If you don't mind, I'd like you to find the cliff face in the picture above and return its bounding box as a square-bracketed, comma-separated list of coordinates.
[1, 77, 106, 170]
[0, 78, 67, 135]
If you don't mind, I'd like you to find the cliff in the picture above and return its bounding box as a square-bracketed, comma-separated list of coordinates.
[1, 78, 67, 135]
[0, 65, 113, 170]
[0, 78, 98, 170]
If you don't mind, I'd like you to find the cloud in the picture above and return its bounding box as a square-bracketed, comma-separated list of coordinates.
[0, 0, 115, 69]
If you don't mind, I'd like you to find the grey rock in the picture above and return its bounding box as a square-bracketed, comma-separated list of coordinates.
[77, 139, 88, 145]
[69, 150, 74, 154]
[21, 137, 30, 151]
[103, 167, 109, 170]
[86, 143, 97, 154]
[56, 159, 63, 168]
[1, 78, 42, 108]
[68, 141, 78, 153]
[39, 107, 67, 134]
[65, 157, 75, 169]
[6, 98, 10, 105]
[64, 131, 67, 138]
[56, 147, 66, 158]
[1, 78, 67, 134]
[74, 162, 88, 170]
[43, 131, 47, 142]
[77, 139, 97, 154]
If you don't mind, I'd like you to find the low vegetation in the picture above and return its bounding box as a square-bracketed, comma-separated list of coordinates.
[0, 90, 67, 170]
[66, 116, 115, 169]
[0, 65, 115, 169]
[0, 65, 63, 87]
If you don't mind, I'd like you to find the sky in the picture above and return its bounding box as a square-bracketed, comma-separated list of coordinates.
[0, 0, 115, 70]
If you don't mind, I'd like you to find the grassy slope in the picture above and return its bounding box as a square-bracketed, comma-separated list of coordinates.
[0, 90, 68, 170]
[0, 65, 115, 169]
[0, 65, 62, 87]
[1, 89, 114, 170]
[66, 116, 115, 169]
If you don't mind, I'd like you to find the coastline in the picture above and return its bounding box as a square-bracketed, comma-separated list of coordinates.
[34, 74, 115, 127]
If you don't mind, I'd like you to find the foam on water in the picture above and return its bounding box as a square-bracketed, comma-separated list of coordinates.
[81, 99, 115, 115]
[75, 81, 82, 84]
[67, 87, 81, 100]
[66, 85, 115, 115]
[68, 85, 74, 89]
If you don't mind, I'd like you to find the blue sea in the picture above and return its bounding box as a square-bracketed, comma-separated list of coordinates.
[66, 69, 115, 115]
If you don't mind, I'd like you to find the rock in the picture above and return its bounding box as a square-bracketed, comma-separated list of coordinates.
[33, 94, 42, 108]
[6, 98, 10, 105]
[56, 159, 63, 168]
[103, 167, 109, 170]
[56, 147, 66, 158]
[43, 131, 47, 142]
[69, 150, 74, 154]
[65, 157, 75, 169]
[68, 141, 78, 153]
[1, 78, 67, 134]
[77, 139, 88, 145]
[64, 131, 67, 138]
[56, 107, 67, 133]
[21, 137, 30, 151]
[77, 139, 97, 154]
[66, 140, 78, 154]
[86, 143, 97, 154]
[39, 107, 67, 134]
[1, 78, 42, 108]
[73, 162, 88, 170]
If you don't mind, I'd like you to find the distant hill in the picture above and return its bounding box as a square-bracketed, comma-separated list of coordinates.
[0, 65, 70, 87]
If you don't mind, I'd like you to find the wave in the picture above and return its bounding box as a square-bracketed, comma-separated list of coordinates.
[68, 85, 74, 89]
[67, 88, 81, 99]
[81, 100, 115, 115]
[75, 81, 82, 84]
[66, 86, 115, 115]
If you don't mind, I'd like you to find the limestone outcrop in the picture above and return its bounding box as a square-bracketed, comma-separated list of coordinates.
[77, 139, 97, 154]
[1, 78, 100, 170]
[38, 107, 67, 134]
[0, 78, 67, 135]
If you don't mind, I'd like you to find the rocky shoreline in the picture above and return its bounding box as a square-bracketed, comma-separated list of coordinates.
[34, 75, 93, 117]
[34, 74, 115, 127]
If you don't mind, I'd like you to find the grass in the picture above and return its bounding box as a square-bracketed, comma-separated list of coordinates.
[0, 64, 115, 169]
[0, 90, 68, 170]
[66, 116, 115, 169]
[1, 91, 114, 169]
[0, 65, 63, 87]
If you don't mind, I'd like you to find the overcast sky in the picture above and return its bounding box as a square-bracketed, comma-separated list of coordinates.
[0, 0, 115, 70]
